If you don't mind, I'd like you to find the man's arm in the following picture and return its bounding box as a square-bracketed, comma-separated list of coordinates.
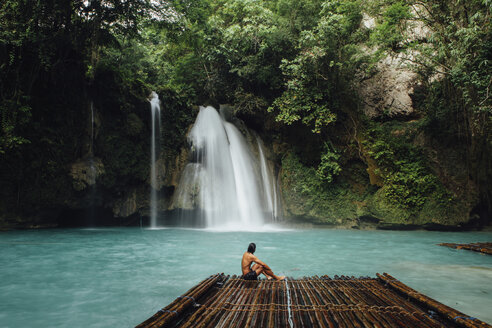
[251, 254, 271, 270]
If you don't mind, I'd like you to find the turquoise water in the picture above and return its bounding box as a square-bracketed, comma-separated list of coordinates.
[0, 227, 491, 327]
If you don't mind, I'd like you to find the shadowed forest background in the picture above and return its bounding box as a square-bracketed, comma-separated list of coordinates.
[1, 0, 491, 230]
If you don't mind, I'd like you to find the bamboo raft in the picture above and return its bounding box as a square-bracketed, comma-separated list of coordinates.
[439, 242, 492, 255]
[136, 273, 490, 328]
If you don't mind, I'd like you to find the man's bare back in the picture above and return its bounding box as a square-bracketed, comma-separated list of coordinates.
[241, 251, 259, 275]
[241, 243, 285, 281]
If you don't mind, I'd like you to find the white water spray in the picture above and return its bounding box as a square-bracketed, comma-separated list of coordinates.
[173, 106, 280, 229]
[149, 92, 161, 228]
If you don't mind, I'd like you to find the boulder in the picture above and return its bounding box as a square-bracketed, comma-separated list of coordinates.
[358, 54, 418, 119]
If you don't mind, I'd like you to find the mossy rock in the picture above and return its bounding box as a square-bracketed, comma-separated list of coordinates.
[366, 188, 412, 224]
[280, 152, 368, 225]
[417, 197, 471, 227]
[366, 187, 472, 228]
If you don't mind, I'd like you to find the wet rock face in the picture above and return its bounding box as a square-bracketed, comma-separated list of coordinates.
[70, 157, 105, 191]
[357, 8, 432, 120]
[358, 55, 418, 119]
[169, 163, 202, 210]
[113, 189, 137, 218]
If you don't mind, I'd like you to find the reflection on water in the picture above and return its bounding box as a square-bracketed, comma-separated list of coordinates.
[0, 227, 491, 327]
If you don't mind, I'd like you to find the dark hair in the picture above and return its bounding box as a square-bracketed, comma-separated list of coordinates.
[247, 243, 256, 253]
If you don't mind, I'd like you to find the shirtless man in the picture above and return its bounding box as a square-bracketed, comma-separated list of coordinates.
[241, 243, 285, 281]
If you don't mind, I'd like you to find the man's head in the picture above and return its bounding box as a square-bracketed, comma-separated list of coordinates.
[247, 242, 256, 254]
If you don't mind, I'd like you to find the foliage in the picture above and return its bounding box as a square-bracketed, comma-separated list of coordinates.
[316, 143, 341, 182]
[367, 0, 491, 213]
[202, 0, 296, 105]
[0, 0, 173, 215]
[369, 0, 492, 156]
[369, 1, 412, 50]
[269, 0, 365, 133]
[0, 0, 165, 154]
[0, 0, 490, 226]
[281, 151, 370, 223]
[364, 122, 452, 210]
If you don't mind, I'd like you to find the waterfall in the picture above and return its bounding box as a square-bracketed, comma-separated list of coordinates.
[88, 101, 97, 226]
[149, 92, 161, 228]
[224, 122, 264, 226]
[257, 137, 280, 221]
[88, 101, 96, 182]
[173, 106, 280, 229]
[90, 101, 95, 154]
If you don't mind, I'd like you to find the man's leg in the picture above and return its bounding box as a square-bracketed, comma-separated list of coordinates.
[262, 267, 285, 281]
[253, 263, 285, 281]
[251, 263, 261, 272]
[252, 264, 273, 280]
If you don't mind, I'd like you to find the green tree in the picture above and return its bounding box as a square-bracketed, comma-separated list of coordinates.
[269, 0, 365, 133]
[369, 0, 492, 211]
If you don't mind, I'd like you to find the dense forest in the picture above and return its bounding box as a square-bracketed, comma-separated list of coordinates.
[0, 0, 491, 229]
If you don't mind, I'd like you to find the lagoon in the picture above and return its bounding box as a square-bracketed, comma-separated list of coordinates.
[1, 228, 491, 327]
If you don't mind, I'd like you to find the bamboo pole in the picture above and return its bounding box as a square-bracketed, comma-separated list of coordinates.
[202, 276, 248, 328]
[244, 282, 264, 327]
[214, 277, 251, 328]
[334, 278, 367, 327]
[180, 275, 239, 328]
[304, 277, 331, 328]
[290, 279, 308, 328]
[316, 277, 349, 328]
[234, 280, 263, 328]
[313, 278, 352, 326]
[267, 281, 277, 328]
[378, 273, 491, 328]
[360, 287, 401, 328]
[336, 278, 385, 327]
[320, 277, 358, 327]
[218, 279, 251, 328]
[249, 280, 266, 328]
[136, 273, 488, 328]
[295, 279, 318, 327]
[342, 279, 380, 328]
[439, 242, 492, 255]
[303, 277, 335, 328]
[141, 274, 218, 326]
[136, 273, 224, 328]
[235, 281, 259, 327]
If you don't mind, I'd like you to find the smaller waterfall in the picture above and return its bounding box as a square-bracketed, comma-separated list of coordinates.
[257, 138, 280, 221]
[88, 101, 97, 226]
[89, 101, 96, 183]
[90, 101, 95, 153]
[149, 92, 161, 228]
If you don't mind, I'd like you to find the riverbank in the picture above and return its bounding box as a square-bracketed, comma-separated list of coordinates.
[2, 218, 491, 232]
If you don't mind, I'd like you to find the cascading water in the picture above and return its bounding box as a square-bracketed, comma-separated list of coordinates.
[90, 101, 95, 153]
[223, 122, 264, 226]
[88, 101, 97, 226]
[149, 92, 161, 228]
[173, 106, 280, 229]
[257, 138, 280, 221]
[88, 101, 96, 180]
